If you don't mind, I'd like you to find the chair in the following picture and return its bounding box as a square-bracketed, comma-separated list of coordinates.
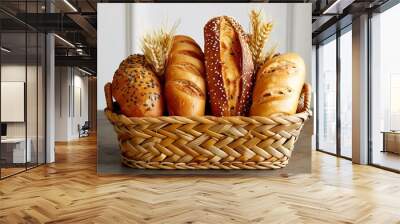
[78, 121, 90, 138]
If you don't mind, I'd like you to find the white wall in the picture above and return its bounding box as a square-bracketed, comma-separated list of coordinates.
[55, 67, 89, 141]
[129, 3, 289, 56]
[1, 65, 37, 138]
[287, 4, 312, 84]
[97, 4, 128, 111]
[55, 67, 68, 141]
[71, 73, 89, 138]
[97, 3, 312, 110]
[311, 45, 317, 150]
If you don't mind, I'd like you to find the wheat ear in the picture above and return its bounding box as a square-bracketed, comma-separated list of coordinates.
[141, 22, 179, 77]
[248, 9, 273, 70]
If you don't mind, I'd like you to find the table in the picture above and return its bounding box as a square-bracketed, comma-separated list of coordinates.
[382, 131, 400, 154]
[1, 138, 31, 163]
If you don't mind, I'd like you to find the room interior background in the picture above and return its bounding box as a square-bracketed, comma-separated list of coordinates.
[54, 66, 96, 141]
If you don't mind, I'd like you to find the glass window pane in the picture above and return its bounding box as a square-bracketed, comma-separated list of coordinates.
[0, 1, 46, 179]
[27, 31, 38, 169]
[371, 3, 400, 171]
[1, 31, 28, 177]
[340, 29, 352, 158]
[317, 37, 337, 154]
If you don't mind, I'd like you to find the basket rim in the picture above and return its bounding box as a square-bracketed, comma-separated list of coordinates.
[104, 108, 311, 126]
[104, 109, 312, 119]
[103, 83, 312, 125]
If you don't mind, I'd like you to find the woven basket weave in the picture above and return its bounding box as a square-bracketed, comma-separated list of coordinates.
[104, 83, 311, 170]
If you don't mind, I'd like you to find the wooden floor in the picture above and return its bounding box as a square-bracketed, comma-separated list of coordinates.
[1, 135, 400, 224]
[1, 167, 26, 178]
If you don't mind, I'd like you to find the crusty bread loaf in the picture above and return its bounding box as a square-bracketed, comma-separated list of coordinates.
[165, 35, 206, 116]
[250, 53, 305, 116]
[204, 16, 254, 116]
[104, 82, 114, 111]
[111, 54, 164, 117]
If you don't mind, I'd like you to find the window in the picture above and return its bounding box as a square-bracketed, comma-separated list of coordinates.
[0, 2, 46, 179]
[340, 29, 352, 158]
[370, 3, 400, 171]
[316, 27, 353, 159]
[317, 37, 337, 154]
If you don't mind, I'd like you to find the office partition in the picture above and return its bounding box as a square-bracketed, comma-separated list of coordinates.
[0, 1, 47, 179]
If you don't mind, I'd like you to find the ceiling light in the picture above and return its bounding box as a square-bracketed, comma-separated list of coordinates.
[63, 0, 78, 12]
[322, 0, 342, 14]
[54, 34, 75, 48]
[78, 67, 92, 76]
[76, 48, 85, 55]
[1, 47, 11, 53]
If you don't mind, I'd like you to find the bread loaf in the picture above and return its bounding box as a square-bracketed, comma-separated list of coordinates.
[111, 54, 164, 117]
[165, 35, 206, 116]
[250, 53, 305, 116]
[204, 16, 255, 116]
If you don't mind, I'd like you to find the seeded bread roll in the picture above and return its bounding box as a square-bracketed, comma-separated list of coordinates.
[250, 53, 305, 117]
[204, 16, 255, 116]
[111, 54, 164, 117]
[165, 35, 206, 116]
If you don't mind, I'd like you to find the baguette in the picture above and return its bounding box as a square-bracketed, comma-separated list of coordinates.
[165, 35, 206, 116]
[204, 16, 255, 116]
[250, 53, 305, 116]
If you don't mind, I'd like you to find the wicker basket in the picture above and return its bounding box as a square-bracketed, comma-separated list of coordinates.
[104, 83, 312, 170]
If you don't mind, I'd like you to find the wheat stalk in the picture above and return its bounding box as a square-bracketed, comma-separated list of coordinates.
[248, 9, 273, 70]
[141, 22, 179, 77]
